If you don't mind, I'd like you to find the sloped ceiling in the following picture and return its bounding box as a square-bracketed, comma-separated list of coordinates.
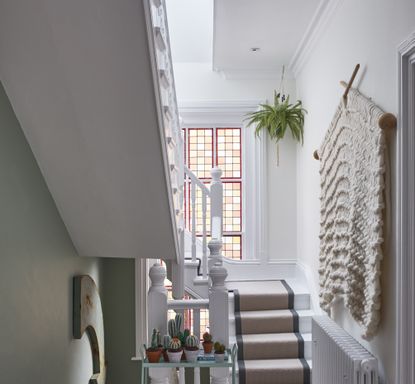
[0, 0, 178, 259]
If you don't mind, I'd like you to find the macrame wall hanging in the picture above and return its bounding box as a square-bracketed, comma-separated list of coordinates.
[314, 64, 397, 340]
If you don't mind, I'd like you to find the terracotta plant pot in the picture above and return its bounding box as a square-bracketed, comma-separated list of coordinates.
[203, 341, 213, 354]
[214, 352, 225, 363]
[167, 349, 183, 363]
[184, 348, 200, 362]
[146, 348, 162, 363]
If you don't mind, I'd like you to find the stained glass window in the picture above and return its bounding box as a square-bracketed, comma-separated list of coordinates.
[187, 128, 213, 179]
[216, 128, 241, 178]
[183, 127, 243, 260]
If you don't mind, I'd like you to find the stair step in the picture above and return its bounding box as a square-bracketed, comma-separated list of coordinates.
[236, 332, 311, 360]
[238, 358, 311, 384]
[193, 276, 209, 286]
[228, 290, 310, 311]
[229, 309, 314, 334]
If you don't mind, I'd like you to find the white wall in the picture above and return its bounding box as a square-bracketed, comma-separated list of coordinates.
[295, 0, 415, 382]
[174, 62, 298, 262]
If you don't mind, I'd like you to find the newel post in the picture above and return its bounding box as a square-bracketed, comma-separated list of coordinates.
[210, 167, 223, 240]
[209, 262, 229, 384]
[148, 263, 168, 340]
[209, 262, 229, 346]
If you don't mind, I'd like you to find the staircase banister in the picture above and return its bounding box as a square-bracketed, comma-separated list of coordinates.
[184, 166, 211, 196]
[167, 299, 209, 310]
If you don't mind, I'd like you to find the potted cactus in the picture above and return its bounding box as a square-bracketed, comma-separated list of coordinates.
[214, 342, 226, 362]
[202, 332, 213, 354]
[162, 334, 171, 362]
[167, 337, 183, 363]
[168, 313, 183, 339]
[168, 313, 190, 361]
[146, 329, 162, 363]
[184, 335, 200, 362]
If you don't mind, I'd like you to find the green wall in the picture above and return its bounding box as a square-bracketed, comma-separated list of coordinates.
[103, 258, 140, 383]
[0, 81, 104, 383]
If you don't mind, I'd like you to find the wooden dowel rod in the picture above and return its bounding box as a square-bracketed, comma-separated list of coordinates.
[343, 64, 360, 100]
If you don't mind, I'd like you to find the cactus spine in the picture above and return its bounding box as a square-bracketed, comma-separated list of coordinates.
[185, 335, 200, 349]
[169, 337, 182, 351]
[163, 335, 171, 349]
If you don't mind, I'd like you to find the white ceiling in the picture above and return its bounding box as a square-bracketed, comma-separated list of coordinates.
[213, 0, 320, 72]
[166, 0, 320, 75]
[166, 0, 213, 63]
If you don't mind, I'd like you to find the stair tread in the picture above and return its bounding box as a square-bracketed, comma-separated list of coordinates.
[241, 332, 311, 342]
[239, 358, 311, 384]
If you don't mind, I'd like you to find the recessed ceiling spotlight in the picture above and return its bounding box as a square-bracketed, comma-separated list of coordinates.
[250, 47, 260, 52]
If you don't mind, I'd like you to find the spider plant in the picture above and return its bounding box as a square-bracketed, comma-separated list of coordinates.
[245, 92, 307, 144]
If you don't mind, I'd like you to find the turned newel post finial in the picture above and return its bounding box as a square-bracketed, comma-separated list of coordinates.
[149, 263, 167, 292]
[210, 262, 228, 290]
[211, 167, 222, 181]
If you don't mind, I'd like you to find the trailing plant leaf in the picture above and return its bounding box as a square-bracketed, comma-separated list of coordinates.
[245, 92, 306, 144]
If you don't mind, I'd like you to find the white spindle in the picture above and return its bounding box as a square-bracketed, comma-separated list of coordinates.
[202, 192, 208, 278]
[191, 181, 196, 262]
[193, 308, 201, 340]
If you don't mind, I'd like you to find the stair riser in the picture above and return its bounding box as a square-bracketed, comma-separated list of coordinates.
[229, 315, 312, 334]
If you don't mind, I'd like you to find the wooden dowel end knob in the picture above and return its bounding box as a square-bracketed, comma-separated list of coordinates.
[313, 150, 320, 160]
[379, 113, 397, 130]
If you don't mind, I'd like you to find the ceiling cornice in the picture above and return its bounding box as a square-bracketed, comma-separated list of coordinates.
[288, 0, 344, 78]
[178, 99, 263, 126]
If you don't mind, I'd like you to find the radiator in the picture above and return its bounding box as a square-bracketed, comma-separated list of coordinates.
[312, 316, 378, 384]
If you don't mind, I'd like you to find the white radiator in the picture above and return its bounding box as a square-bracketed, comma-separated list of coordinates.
[312, 316, 378, 384]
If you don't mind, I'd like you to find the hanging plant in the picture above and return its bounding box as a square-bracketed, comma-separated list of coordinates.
[245, 92, 306, 144]
[244, 66, 307, 145]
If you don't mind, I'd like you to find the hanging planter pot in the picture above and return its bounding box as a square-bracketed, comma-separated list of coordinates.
[245, 66, 307, 145]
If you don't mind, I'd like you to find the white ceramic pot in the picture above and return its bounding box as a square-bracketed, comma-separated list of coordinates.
[184, 348, 200, 362]
[214, 353, 225, 363]
[167, 349, 183, 363]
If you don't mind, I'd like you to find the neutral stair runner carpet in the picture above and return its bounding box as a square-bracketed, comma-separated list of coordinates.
[232, 281, 310, 384]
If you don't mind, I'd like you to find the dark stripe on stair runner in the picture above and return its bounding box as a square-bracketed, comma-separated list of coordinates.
[281, 279, 294, 309]
[300, 358, 311, 384]
[291, 309, 299, 332]
[234, 289, 246, 383]
[295, 332, 305, 358]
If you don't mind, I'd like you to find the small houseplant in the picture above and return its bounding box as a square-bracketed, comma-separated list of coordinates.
[168, 313, 189, 361]
[202, 332, 213, 354]
[214, 342, 226, 362]
[167, 337, 183, 363]
[245, 91, 306, 144]
[184, 335, 200, 362]
[162, 334, 171, 362]
[146, 329, 162, 363]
